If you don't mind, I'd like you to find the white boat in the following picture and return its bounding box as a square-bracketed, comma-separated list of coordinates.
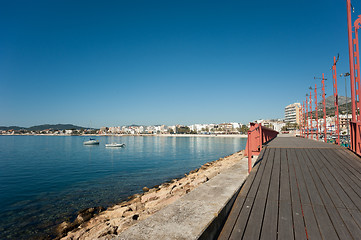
[83, 138, 100, 145]
[105, 143, 125, 147]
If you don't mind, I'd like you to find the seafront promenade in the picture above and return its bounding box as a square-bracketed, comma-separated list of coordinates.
[219, 136, 361, 240]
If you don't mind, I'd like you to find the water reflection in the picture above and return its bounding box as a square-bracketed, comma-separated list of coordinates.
[0, 135, 246, 240]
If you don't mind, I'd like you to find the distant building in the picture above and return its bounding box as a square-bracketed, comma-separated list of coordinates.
[285, 103, 301, 124]
[339, 114, 352, 131]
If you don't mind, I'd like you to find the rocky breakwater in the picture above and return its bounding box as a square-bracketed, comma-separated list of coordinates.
[57, 150, 245, 240]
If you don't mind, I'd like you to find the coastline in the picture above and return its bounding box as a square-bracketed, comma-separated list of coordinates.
[1, 133, 248, 138]
[57, 149, 246, 240]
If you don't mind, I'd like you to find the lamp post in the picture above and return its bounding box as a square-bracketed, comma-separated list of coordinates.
[314, 84, 319, 140]
[306, 95, 309, 138]
[341, 72, 351, 145]
[322, 73, 327, 142]
[346, 0, 356, 121]
[309, 89, 313, 140]
[302, 101, 306, 138]
[332, 55, 340, 144]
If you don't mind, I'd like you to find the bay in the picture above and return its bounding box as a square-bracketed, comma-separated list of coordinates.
[0, 135, 246, 239]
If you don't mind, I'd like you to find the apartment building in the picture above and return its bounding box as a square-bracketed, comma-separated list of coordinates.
[285, 103, 302, 124]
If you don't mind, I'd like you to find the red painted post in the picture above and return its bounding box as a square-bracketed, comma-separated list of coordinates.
[354, 16, 361, 120]
[315, 84, 319, 140]
[310, 91, 313, 139]
[322, 73, 327, 142]
[247, 130, 252, 173]
[306, 97, 309, 138]
[347, 0, 356, 121]
[245, 123, 278, 173]
[259, 124, 263, 152]
[302, 101, 305, 137]
[332, 56, 340, 145]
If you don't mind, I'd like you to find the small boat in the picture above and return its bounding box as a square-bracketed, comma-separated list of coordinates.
[105, 143, 125, 147]
[83, 138, 100, 145]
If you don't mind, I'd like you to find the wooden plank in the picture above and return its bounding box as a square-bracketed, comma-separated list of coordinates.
[325, 149, 361, 190]
[348, 208, 361, 229]
[229, 148, 271, 239]
[259, 148, 280, 240]
[297, 150, 323, 205]
[242, 148, 275, 239]
[287, 148, 307, 240]
[310, 148, 358, 210]
[293, 149, 322, 239]
[309, 149, 361, 238]
[228, 197, 253, 240]
[292, 149, 311, 206]
[338, 208, 361, 239]
[305, 149, 345, 208]
[298, 149, 339, 240]
[335, 147, 361, 171]
[333, 149, 361, 180]
[317, 149, 361, 211]
[278, 149, 294, 240]
[247, 148, 270, 198]
[218, 151, 262, 240]
[302, 205, 322, 240]
[304, 149, 352, 240]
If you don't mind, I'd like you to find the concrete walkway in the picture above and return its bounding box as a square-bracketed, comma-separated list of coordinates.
[115, 158, 250, 240]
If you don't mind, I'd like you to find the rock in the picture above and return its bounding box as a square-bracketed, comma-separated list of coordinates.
[56, 221, 75, 236]
[205, 171, 218, 180]
[128, 194, 141, 200]
[149, 188, 157, 193]
[75, 212, 92, 224]
[122, 211, 133, 218]
[142, 187, 149, 192]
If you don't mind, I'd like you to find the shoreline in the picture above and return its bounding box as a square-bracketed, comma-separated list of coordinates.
[1, 133, 247, 138]
[57, 150, 246, 240]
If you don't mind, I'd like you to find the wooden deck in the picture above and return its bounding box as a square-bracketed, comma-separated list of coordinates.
[218, 137, 361, 240]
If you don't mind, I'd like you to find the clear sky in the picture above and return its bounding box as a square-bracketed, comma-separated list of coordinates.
[1, 0, 359, 128]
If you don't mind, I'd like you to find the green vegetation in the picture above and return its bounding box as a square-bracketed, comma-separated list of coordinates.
[237, 125, 249, 134]
[176, 126, 191, 134]
[281, 123, 299, 131]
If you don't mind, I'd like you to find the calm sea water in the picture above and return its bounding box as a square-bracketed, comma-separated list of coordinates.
[0, 135, 247, 239]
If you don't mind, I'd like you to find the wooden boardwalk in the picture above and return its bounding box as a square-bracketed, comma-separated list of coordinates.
[218, 137, 361, 240]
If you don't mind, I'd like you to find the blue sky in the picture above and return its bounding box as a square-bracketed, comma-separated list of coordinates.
[0, 0, 359, 128]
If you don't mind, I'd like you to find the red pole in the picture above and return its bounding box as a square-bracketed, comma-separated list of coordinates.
[347, 0, 356, 121]
[332, 56, 340, 145]
[310, 91, 313, 139]
[315, 84, 319, 140]
[306, 97, 309, 138]
[322, 73, 327, 142]
[354, 16, 361, 121]
[247, 130, 251, 173]
[302, 101, 305, 137]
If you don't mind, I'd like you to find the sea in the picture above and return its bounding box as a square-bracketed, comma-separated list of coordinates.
[0, 135, 247, 239]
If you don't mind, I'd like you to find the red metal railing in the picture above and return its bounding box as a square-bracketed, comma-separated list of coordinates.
[350, 121, 361, 154]
[245, 123, 278, 173]
[348, 3, 361, 155]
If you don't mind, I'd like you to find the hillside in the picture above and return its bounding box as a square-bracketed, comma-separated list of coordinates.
[0, 124, 86, 131]
[308, 95, 352, 117]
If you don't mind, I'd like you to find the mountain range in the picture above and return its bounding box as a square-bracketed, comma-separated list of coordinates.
[0, 124, 86, 131]
[316, 95, 351, 109]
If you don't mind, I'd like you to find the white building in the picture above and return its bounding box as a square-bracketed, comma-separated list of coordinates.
[285, 103, 302, 124]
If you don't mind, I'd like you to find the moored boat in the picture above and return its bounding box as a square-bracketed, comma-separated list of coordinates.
[83, 138, 100, 145]
[105, 143, 125, 147]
